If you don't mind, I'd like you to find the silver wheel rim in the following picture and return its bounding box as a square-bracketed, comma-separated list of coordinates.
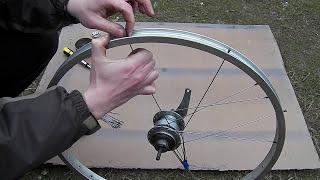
[48, 28, 285, 180]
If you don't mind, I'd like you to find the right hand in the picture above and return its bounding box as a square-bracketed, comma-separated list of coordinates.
[84, 35, 159, 119]
[67, 0, 154, 37]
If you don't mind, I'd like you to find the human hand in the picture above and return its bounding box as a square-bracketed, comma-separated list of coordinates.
[67, 0, 154, 37]
[83, 35, 159, 119]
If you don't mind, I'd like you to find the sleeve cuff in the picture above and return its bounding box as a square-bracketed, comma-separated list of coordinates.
[69, 90, 101, 135]
[51, 0, 80, 26]
[62, 0, 80, 24]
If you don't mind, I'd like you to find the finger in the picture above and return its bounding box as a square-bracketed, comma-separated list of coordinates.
[128, 47, 143, 56]
[131, 59, 155, 89]
[133, 69, 158, 91]
[138, 5, 146, 14]
[91, 35, 110, 61]
[92, 15, 126, 37]
[139, 59, 156, 77]
[136, 0, 154, 16]
[114, 0, 135, 36]
[140, 70, 159, 88]
[127, 48, 153, 68]
[128, 0, 139, 13]
[139, 85, 156, 95]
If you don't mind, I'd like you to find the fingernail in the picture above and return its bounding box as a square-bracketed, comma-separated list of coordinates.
[114, 29, 124, 38]
[152, 87, 156, 93]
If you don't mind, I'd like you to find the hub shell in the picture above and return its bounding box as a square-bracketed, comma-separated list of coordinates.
[148, 111, 185, 153]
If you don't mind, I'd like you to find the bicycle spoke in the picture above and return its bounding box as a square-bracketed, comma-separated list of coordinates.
[176, 83, 258, 112]
[186, 132, 274, 144]
[128, 44, 162, 111]
[173, 150, 184, 164]
[172, 151, 197, 180]
[177, 83, 258, 110]
[205, 83, 259, 108]
[177, 149, 185, 161]
[181, 134, 187, 160]
[184, 114, 273, 143]
[151, 94, 162, 111]
[184, 96, 268, 117]
[101, 114, 124, 128]
[175, 96, 268, 116]
[128, 43, 177, 130]
[185, 60, 225, 128]
[129, 44, 134, 52]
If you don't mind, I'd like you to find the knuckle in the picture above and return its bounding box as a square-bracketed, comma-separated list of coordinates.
[91, 38, 102, 47]
[119, 4, 131, 14]
[138, 49, 153, 60]
[122, 63, 135, 74]
[134, 73, 145, 82]
[86, 17, 99, 28]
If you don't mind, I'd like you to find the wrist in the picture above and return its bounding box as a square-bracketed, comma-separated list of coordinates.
[84, 90, 100, 119]
[64, 0, 80, 24]
[69, 90, 101, 135]
[84, 89, 111, 119]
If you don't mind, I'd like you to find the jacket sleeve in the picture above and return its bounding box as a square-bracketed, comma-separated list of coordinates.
[0, 86, 100, 180]
[0, 0, 79, 33]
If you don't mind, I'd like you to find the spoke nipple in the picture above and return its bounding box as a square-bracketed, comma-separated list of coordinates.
[182, 160, 190, 170]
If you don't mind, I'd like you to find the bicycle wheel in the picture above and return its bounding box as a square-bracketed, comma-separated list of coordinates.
[48, 28, 285, 180]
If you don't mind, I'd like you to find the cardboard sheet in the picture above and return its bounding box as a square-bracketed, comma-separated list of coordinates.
[37, 23, 320, 170]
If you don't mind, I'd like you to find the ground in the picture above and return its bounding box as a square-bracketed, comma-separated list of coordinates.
[21, 0, 320, 179]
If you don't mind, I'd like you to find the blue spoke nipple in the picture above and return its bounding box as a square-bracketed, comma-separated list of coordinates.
[182, 160, 189, 170]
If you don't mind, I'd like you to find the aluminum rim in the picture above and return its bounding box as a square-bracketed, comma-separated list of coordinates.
[48, 28, 285, 180]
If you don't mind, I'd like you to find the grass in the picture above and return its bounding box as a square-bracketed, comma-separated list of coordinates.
[21, 0, 320, 179]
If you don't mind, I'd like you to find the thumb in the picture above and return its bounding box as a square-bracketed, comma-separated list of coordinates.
[91, 34, 110, 60]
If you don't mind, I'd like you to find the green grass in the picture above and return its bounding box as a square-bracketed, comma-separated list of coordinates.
[21, 0, 320, 179]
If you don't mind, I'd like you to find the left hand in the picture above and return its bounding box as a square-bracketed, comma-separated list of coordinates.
[84, 35, 158, 119]
[66, 0, 154, 37]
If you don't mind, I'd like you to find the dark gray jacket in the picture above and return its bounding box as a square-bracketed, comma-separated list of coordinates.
[0, 0, 78, 33]
[0, 0, 100, 179]
[0, 87, 100, 179]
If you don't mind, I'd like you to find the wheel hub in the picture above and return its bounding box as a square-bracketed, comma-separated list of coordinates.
[147, 111, 185, 160]
[147, 89, 191, 161]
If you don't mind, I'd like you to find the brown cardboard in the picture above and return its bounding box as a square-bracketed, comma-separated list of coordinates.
[36, 23, 320, 170]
